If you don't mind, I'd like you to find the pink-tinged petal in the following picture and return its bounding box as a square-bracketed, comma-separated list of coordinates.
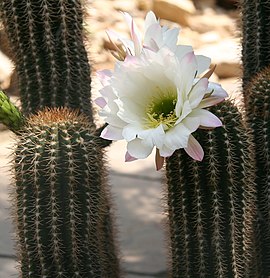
[175, 45, 193, 61]
[127, 138, 153, 159]
[95, 97, 107, 108]
[124, 54, 141, 66]
[155, 149, 165, 171]
[131, 19, 142, 55]
[101, 125, 123, 140]
[97, 69, 112, 86]
[122, 12, 142, 55]
[190, 109, 222, 128]
[176, 52, 197, 105]
[198, 96, 225, 109]
[208, 82, 228, 98]
[184, 135, 204, 161]
[125, 151, 138, 162]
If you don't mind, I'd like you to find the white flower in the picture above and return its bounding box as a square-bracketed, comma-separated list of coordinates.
[107, 11, 180, 59]
[96, 46, 228, 170]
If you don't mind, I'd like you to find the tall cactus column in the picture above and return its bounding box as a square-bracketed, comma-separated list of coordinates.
[0, 1, 120, 276]
[0, 0, 93, 119]
[241, 0, 270, 276]
[165, 101, 258, 278]
[12, 107, 118, 278]
[241, 0, 270, 93]
[245, 68, 270, 277]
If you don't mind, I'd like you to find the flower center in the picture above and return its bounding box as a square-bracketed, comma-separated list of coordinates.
[145, 91, 178, 130]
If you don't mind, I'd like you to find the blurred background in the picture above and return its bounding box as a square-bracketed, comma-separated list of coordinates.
[0, 0, 241, 277]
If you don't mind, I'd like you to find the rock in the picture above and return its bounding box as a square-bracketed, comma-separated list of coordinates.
[192, 0, 216, 9]
[152, 0, 196, 26]
[189, 8, 237, 35]
[0, 51, 14, 90]
[113, 0, 137, 12]
[137, 0, 152, 10]
[196, 39, 241, 79]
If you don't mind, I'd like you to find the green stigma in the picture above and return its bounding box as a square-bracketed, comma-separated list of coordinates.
[145, 90, 178, 130]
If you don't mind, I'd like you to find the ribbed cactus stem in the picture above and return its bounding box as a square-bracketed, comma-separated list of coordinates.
[0, 90, 24, 132]
[165, 100, 259, 278]
[241, 0, 270, 92]
[0, 0, 93, 120]
[13, 108, 120, 278]
[245, 67, 270, 276]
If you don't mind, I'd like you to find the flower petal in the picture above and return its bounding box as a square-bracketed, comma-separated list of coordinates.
[122, 12, 142, 55]
[138, 124, 165, 149]
[184, 135, 204, 161]
[196, 55, 211, 75]
[159, 144, 175, 157]
[207, 81, 228, 98]
[175, 52, 197, 115]
[127, 138, 153, 159]
[188, 77, 208, 108]
[125, 151, 138, 162]
[182, 117, 200, 133]
[164, 123, 191, 150]
[95, 97, 107, 108]
[198, 96, 225, 109]
[101, 125, 124, 140]
[122, 124, 143, 142]
[97, 69, 113, 86]
[190, 109, 222, 128]
[145, 11, 158, 29]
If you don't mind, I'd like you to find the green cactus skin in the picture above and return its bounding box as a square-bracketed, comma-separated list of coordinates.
[245, 67, 270, 277]
[0, 0, 93, 121]
[12, 108, 120, 278]
[165, 100, 259, 278]
[241, 0, 270, 92]
[0, 90, 24, 132]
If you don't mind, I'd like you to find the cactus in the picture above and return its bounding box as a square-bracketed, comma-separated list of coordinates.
[165, 100, 258, 277]
[0, 91, 24, 132]
[9, 107, 119, 278]
[0, 0, 118, 276]
[244, 67, 270, 276]
[241, 0, 270, 275]
[241, 0, 270, 92]
[0, 0, 93, 120]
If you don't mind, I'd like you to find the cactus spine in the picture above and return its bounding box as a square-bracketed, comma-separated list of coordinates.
[165, 101, 258, 277]
[0, 0, 93, 120]
[244, 67, 270, 277]
[12, 107, 118, 278]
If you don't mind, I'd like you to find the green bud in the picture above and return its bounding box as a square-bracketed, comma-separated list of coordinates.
[0, 91, 24, 132]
